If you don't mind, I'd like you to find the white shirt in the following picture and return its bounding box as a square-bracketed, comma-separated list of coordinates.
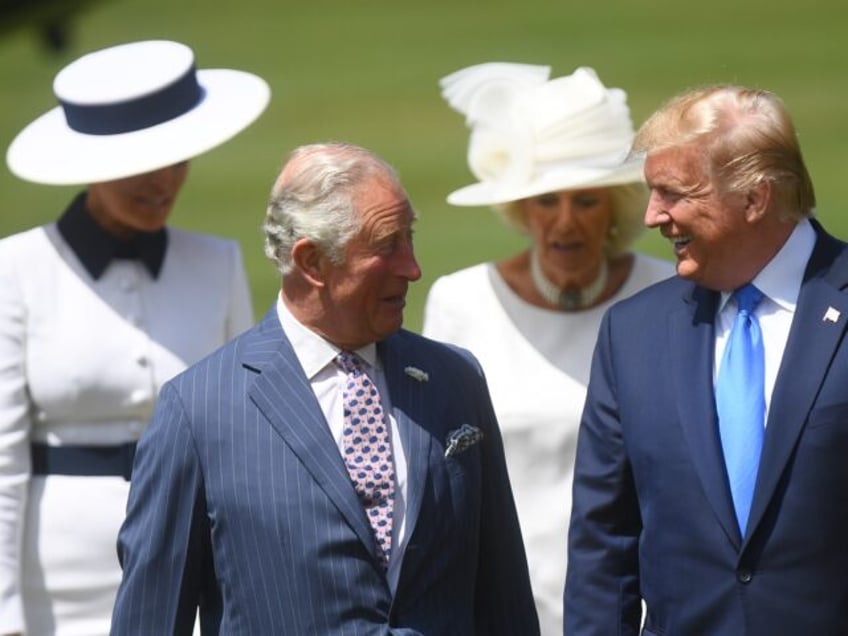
[714, 219, 816, 422]
[275, 296, 409, 592]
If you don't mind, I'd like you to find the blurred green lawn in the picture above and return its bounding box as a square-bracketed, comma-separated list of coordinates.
[2, 0, 847, 332]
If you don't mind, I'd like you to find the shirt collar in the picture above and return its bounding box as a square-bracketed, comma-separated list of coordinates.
[719, 218, 816, 313]
[275, 294, 379, 379]
[57, 191, 168, 280]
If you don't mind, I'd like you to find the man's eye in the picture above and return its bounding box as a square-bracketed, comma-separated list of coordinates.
[657, 188, 682, 202]
[376, 237, 398, 254]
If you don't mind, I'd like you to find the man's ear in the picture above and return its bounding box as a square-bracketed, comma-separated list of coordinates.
[291, 238, 326, 287]
[745, 180, 771, 223]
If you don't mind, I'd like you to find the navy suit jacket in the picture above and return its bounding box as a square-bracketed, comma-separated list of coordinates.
[111, 309, 539, 635]
[565, 223, 848, 635]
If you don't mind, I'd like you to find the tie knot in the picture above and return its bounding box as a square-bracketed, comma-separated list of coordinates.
[734, 284, 763, 314]
[335, 351, 363, 375]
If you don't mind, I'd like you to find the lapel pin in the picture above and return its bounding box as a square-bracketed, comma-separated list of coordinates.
[404, 366, 429, 382]
[823, 306, 841, 323]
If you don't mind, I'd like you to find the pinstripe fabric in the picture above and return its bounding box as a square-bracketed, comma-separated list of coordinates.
[112, 308, 539, 635]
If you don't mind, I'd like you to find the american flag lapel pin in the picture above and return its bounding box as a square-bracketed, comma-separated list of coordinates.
[823, 306, 841, 323]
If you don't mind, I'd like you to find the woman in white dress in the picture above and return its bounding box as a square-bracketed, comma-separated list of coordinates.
[422, 63, 674, 635]
[0, 40, 270, 635]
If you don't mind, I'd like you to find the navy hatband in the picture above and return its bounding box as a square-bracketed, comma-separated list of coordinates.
[60, 65, 203, 136]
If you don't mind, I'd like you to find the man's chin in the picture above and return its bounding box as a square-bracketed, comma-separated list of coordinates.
[674, 258, 698, 280]
[376, 313, 404, 339]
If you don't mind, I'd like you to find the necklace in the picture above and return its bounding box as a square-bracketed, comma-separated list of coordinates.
[530, 248, 609, 311]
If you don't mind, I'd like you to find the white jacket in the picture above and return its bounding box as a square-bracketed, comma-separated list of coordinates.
[0, 222, 253, 634]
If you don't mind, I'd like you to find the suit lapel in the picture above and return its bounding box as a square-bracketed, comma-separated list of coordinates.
[670, 286, 742, 545]
[747, 230, 848, 540]
[670, 226, 848, 549]
[242, 309, 377, 556]
[378, 336, 432, 541]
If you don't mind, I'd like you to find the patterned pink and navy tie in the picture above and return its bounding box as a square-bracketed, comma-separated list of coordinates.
[336, 351, 396, 569]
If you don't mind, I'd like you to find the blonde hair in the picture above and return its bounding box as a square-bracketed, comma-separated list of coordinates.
[633, 85, 815, 220]
[494, 181, 648, 257]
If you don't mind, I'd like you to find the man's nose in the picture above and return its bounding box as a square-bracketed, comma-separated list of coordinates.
[644, 191, 668, 228]
[398, 241, 422, 281]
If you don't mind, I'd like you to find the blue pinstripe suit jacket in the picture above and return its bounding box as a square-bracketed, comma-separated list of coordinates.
[111, 308, 539, 635]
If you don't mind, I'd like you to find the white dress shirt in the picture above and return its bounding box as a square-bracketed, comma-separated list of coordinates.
[714, 219, 816, 422]
[275, 296, 409, 592]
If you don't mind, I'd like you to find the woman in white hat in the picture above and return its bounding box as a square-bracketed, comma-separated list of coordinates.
[422, 63, 673, 635]
[0, 40, 269, 635]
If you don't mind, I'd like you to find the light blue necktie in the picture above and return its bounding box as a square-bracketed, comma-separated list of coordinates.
[716, 284, 765, 536]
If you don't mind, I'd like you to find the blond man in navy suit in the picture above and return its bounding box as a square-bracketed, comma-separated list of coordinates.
[112, 142, 539, 635]
[565, 86, 848, 634]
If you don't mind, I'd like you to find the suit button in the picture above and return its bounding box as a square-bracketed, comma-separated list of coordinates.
[737, 569, 753, 584]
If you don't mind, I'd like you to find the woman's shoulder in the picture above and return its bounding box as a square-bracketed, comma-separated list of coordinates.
[631, 252, 676, 283]
[427, 262, 492, 297]
[165, 228, 245, 272]
[167, 227, 241, 252]
[0, 223, 50, 246]
[607, 252, 677, 307]
[0, 224, 52, 261]
[422, 262, 497, 340]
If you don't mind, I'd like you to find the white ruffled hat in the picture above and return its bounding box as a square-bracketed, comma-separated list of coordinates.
[440, 63, 643, 206]
[7, 39, 271, 185]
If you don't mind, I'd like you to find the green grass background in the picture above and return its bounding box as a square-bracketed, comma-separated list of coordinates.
[1, 0, 846, 332]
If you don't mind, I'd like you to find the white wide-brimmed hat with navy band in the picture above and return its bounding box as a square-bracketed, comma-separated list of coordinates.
[7, 39, 271, 185]
[440, 63, 643, 207]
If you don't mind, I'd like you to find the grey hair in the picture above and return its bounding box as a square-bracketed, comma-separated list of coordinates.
[493, 181, 649, 257]
[263, 142, 401, 276]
